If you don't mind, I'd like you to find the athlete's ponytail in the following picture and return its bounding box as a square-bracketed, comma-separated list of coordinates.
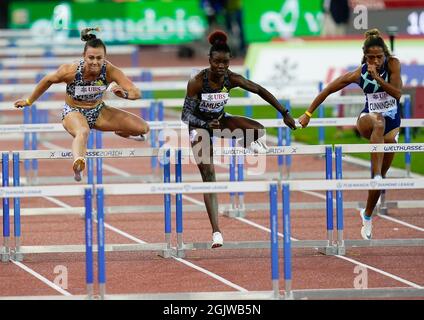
[81, 27, 106, 54]
[208, 30, 231, 56]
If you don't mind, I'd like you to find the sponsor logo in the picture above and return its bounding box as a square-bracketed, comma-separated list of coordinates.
[61, 151, 73, 158]
[383, 145, 424, 152]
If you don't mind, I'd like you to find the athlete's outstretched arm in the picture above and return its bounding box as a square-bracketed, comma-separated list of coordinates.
[299, 66, 362, 128]
[108, 64, 141, 100]
[229, 72, 296, 130]
[14, 64, 71, 108]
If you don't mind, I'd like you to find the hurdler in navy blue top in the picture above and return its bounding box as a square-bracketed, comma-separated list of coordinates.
[358, 59, 401, 134]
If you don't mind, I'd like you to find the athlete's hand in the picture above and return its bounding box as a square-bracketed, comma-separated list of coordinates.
[298, 113, 311, 128]
[14, 99, 30, 109]
[111, 85, 129, 99]
[207, 119, 221, 130]
[283, 112, 297, 130]
[367, 64, 379, 79]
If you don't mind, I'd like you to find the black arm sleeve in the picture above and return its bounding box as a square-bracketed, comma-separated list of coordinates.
[181, 96, 209, 129]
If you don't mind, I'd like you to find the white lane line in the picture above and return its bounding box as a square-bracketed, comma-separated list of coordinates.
[41, 141, 65, 150]
[377, 214, 424, 232]
[182, 195, 204, 206]
[102, 164, 132, 177]
[237, 217, 284, 238]
[11, 260, 72, 296]
[172, 257, 248, 292]
[43, 196, 72, 209]
[102, 222, 147, 244]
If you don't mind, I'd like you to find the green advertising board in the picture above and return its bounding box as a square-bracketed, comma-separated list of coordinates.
[8, 1, 207, 45]
[243, 0, 323, 42]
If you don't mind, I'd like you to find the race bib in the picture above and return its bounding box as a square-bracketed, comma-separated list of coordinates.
[367, 92, 397, 113]
[75, 85, 107, 96]
[199, 93, 229, 112]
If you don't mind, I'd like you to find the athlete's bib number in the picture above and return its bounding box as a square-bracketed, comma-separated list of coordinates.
[367, 92, 397, 113]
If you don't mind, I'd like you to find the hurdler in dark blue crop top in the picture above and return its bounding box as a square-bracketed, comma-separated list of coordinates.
[358, 59, 401, 135]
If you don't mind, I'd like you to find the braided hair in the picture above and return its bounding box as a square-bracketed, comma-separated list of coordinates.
[208, 30, 231, 57]
[361, 28, 391, 64]
[81, 27, 106, 54]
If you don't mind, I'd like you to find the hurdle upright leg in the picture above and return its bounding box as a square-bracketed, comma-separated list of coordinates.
[30, 105, 38, 185]
[335, 146, 345, 255]
[282, 183, 293, 299]
[224, 139, 238, 218]
[175, 149, 185, 258]
[96, 187, 106, 299]
[84, 188, 94, 299]
[161, 149, 172, 258]
[319, 146, 337, 255]
[12, 152, 23, 261]
[269, 184, 280, 299]
[378, 189, 388, 215]
[236, 154, 245, 217]
[1, 153, 10, 262]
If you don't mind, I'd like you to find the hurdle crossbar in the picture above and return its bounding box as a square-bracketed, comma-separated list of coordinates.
[1, 119, 422, 134]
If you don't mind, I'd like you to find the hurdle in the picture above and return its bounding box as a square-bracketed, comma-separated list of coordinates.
[333, 142, 424, 254]
[173, 145, 337, 258]
[0, 180, 106, 299]
[4, 148, 174, 262]
[282, 178, 424, 299]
